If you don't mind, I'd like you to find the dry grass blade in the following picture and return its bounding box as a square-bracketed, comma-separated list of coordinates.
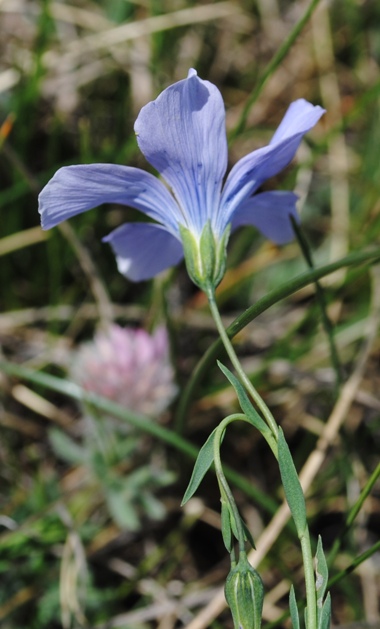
[0, 226, 47, 256]
[43, 2, 243, 66]
[0, 304, 144, 330]
[11, 383, 74, 428]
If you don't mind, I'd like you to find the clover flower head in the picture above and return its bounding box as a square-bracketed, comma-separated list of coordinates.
[70, 325, 177, 416]
[39, 69, 325, 291]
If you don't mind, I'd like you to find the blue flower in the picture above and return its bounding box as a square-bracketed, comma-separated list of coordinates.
[38, 69, 325, 286]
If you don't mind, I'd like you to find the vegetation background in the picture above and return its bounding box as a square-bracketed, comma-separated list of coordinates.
[0, 0, 379, 628]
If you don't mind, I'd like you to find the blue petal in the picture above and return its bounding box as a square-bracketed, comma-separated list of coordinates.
[38, 164, 181, 234]
[103, 222, 184, 281]
[134, 69, 227, 235]
[219, 100, 325, 231]
[231, 191, 299, 244]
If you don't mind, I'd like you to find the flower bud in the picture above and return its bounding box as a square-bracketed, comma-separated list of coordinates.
[224, 553, 264, 629]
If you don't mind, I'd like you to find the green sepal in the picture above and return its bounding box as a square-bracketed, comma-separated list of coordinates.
[199, 220, 216, 282]
[278, 428, 307, 536]
[217, 361, 278, 456]
[214, 223, 230, 287]
[181, 427, 221, 505]
[179, 223, 203, 289]
[179, 221, 230, 292]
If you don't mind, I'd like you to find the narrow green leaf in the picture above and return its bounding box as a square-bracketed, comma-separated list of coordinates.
[221, 498, 233, 552]
[228, 502, 240, 542]
[278, 428, 307, 536]
[319, 593, 331, 629]
[316, 537, 330, 629]
[220, 491, 256, 550]
[289, 585, 300, 629]
[242, 520, 256, 550]
[217, 362, 266, 431]
[217, 361, 277, 457]
[181, 427, 218, 505]
[315, 536, 328, 610]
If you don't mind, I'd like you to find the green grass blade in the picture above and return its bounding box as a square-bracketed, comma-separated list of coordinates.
[328, 461, 380, 566]
[230, 0, 322, 141]
[176, 249, 380, 428]
[291, 216, 343, 386]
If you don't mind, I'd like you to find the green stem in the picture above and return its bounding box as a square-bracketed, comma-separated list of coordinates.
[207, 289, 318, 629]
[208, 289, 278, 439]
[300, 529, 317, 629]
[214, 414, 249, 554]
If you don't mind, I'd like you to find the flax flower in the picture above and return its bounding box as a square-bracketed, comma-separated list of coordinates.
[39, 70, 324, 287]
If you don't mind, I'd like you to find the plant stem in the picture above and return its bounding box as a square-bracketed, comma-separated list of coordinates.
[214, 415, 248, 554]
[300, 528, 317, 629]
[207, 289, 318, 629]
[208, 289, 278, 439]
